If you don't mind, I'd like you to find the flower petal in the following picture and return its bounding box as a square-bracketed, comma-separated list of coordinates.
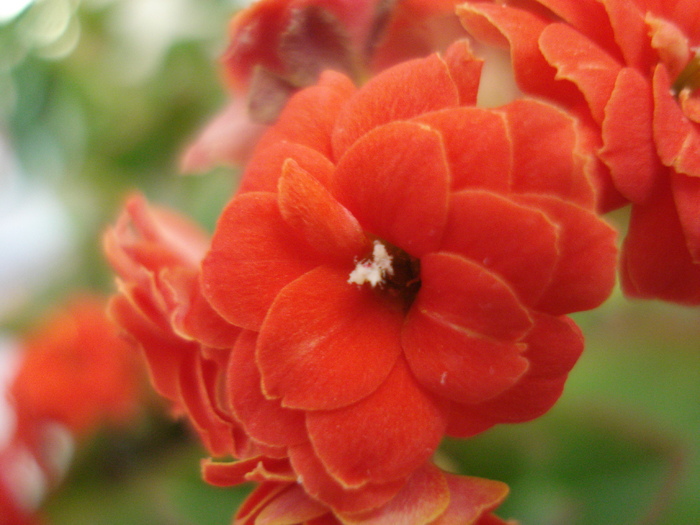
[228, 330, 307, 447]
[288, 444, 405, 515]
[333, 120, 450, 256]
[603, 0, 655, 72]
[414, 252, 533, 341]
[255, 483, 329, 525]
[278, 159, 368, 262]
[306, 357, 447, 488]
[331, 52, 460, 158]
[239, 140, 337, 194]
[621, 185, 700, 304]
[256, 70, 357, 160]
[339, 463, 449, 525]
[443, 39, 485, 106]
[539, 22, 621, 125]
[257, 266, 403, 410]
[432, 473, 510, 525]
[412, 108, 511, 193]
[440, 190, 559, 306]
[202, 192, 320, 331]
[403, 308, 529, 404]
[498, 99, 596, 208]
[515, 195, 617, 315]
[600, 66, 663, 204]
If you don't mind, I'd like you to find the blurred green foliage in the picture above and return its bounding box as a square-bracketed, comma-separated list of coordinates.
[2, 2, 699, 525]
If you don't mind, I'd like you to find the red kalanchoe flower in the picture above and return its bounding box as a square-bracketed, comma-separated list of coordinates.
[204, 457, 513, 524]
[9, 296, 140, 440]
[104, 194, 247, 457]
[2, 295, 141, 523]
[200, 40, 617, 510]
[458, 0, 700, 304]
[181, 0, 465, 171]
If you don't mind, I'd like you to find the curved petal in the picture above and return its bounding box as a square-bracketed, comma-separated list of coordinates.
[414, 252, 533, 342]
[202, 456, 295, 487]
[255, 483, 329, 524]
[163, 267, 242, 349]
[239, 140, 337, 194]
[339, 463, 449, 525]
[278, 159, 368, 262]
[456, 3, 583, 103]
[539, 22, 621, 125]
[331, 52, 460, 158]
[333, 121, 450, 257]
[306, 358, 447, 488]
[443, 39, 485, 106]
[432, 473, 510, 525]
[520, 313, 583, 380]
[603, 0, 655, 72]
[621, 185, 700, 304]
[179, 351, 237, 456]
[600, 67, 663, 204]
[534, 0, 618, 53]
[255, 70, 357, 160]
[515, 195, 618, 315]
[440, 190, 559, 306]
[499, 99, 596, 208]
[403, 308, 529, 404]
[202, 192, 320, 331]
[412, 108, 511, 193]
[257, 266, 403, 410]
[228, 330, 307, 447]
[288, 443, 405, 515]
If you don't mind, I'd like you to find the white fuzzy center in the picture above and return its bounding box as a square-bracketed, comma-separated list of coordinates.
[347, 241, 394, 288]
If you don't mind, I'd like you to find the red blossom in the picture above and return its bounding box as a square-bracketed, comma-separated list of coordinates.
[197, 41, 617, 511]
[458, 0, 700, 304]
[103, 194, 249, 457]
[181, 0, 465, 171]
[9, 296, 140, 439]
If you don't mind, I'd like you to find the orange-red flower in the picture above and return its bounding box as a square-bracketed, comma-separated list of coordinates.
[2, 295, 141, 523]
[204, 457, 513, 525]
[10, 296, 140, 440]
[181, 0, 465, 171]
[458, 0, 700, 304]
[199, 40, 617, 509]
[103, 194, 250, 458]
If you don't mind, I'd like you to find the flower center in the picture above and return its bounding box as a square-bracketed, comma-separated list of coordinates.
[672, 52, 700, 96]
[347, 239, 421, 308]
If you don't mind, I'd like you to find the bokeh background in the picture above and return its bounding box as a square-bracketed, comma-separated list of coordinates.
[0, 1, 698, 524]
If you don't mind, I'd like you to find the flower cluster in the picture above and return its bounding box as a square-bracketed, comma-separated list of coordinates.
[106, 32, 618, 522]
[1, 296, 140, 524]
[458, 0, 700, 304]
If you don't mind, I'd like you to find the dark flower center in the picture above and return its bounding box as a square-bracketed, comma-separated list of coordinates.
[672, 53, 700, 96]
[347, 239, 421, 309]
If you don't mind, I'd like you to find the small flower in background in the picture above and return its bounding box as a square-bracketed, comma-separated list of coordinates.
[181, 0, 465, 171]
[0, 295, 142, 523]
[458, 0, 700, 304]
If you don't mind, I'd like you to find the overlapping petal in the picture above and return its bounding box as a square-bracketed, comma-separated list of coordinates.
[257, 266, 403, 411]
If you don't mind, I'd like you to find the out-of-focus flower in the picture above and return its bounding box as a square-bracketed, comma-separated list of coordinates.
[204, 458, 514, 524]
[9, 296, 140, 440]
[458, 0, 700, 304]
[1, 295, 142, 523]
[181, 0, 465, 171]
[197, 41, 616, 512]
